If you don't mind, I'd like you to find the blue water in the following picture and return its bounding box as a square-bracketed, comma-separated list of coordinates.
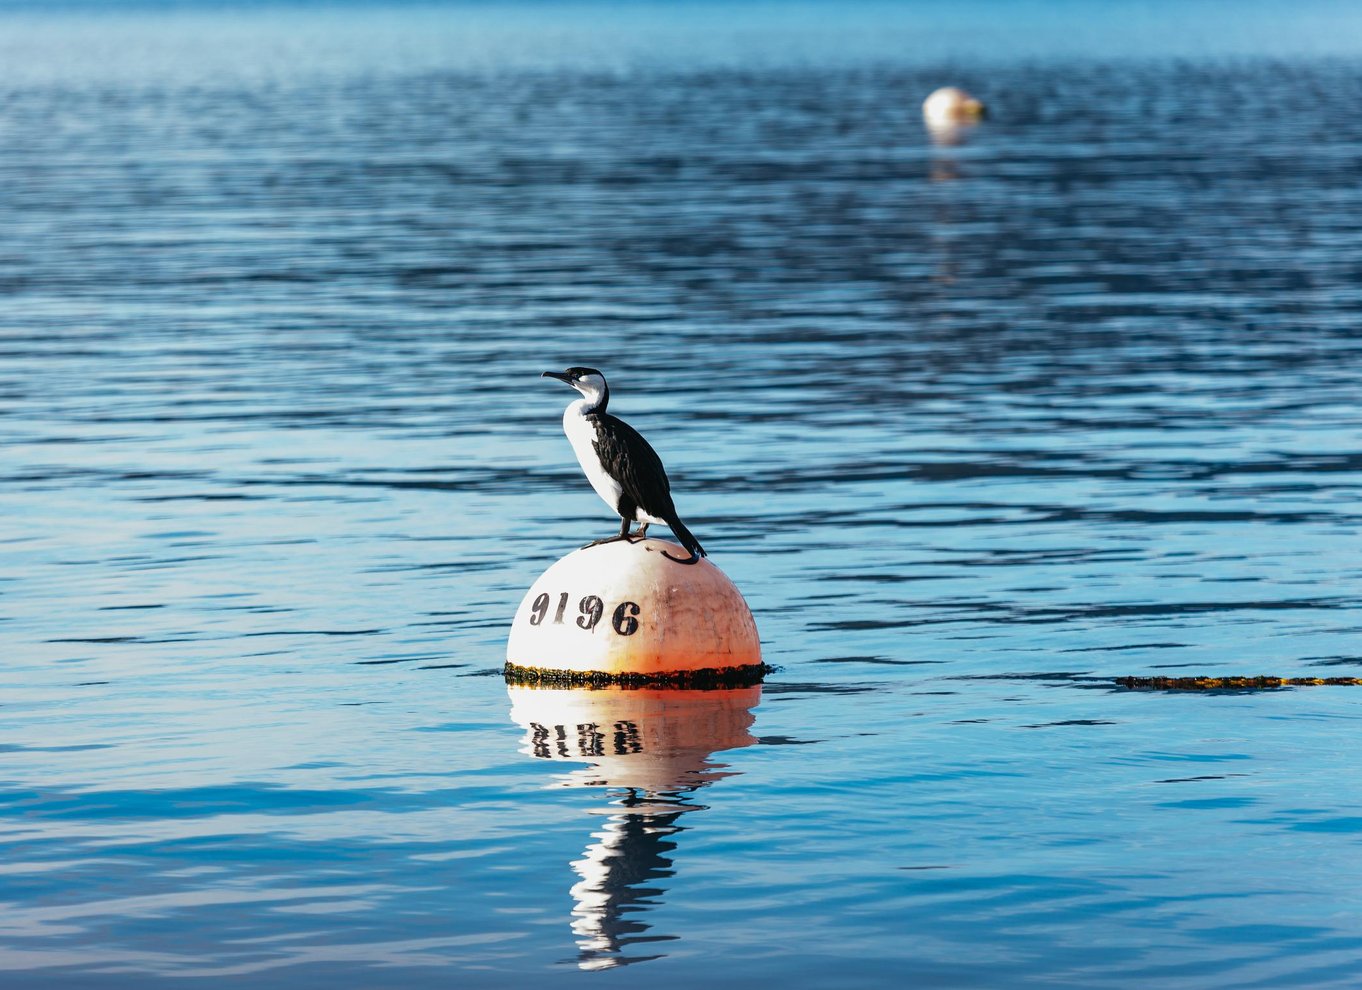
[4, 1, 1362, 986]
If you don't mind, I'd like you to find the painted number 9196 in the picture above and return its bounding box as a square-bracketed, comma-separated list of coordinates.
[527, 592, 641, 636]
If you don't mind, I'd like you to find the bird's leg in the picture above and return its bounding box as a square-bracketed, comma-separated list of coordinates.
[581, 517, 633, 550]
[634, 523, 650, 540]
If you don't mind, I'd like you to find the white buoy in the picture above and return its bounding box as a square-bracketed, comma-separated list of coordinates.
[922, 86, 986, 126]
[506, 539, 762, 685]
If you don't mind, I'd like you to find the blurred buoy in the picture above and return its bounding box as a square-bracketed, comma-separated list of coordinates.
[505, 538, 763, 685]
[922, 86, 986, 125]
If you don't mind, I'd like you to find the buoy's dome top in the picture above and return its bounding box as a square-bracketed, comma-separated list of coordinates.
[506, 539, 761, 682]
[923, 86, 986, 124]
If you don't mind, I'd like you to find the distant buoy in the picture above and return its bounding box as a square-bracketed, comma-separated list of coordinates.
[505, 539, 763, 685]
[922, 86, 986, 126]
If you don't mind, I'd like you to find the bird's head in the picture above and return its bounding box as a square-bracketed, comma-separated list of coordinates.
[542, 366, 609, 409]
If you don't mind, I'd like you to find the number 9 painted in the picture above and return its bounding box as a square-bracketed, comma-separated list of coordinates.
[528, 592, 550, 626]
[576, 595, 604, 631]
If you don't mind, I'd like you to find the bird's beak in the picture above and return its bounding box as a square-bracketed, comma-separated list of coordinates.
[541, 371, 572, 384]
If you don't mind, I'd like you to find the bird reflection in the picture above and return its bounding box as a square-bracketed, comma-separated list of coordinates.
[567, 792, 684, 970]
[507, 685, 760, 971]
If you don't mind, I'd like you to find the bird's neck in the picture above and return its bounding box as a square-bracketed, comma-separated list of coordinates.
[572, 384, 608, 415]
[565, 398, 600, 423]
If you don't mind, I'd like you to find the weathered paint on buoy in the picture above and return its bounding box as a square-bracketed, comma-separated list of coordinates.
[923, 86, 986, 125]
[506, 538, 761, 680]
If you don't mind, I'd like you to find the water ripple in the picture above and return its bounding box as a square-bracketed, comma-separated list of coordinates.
[3, 2, 1362, 987]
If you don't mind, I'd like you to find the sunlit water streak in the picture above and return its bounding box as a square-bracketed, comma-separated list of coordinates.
[3, 1, 1362, 986]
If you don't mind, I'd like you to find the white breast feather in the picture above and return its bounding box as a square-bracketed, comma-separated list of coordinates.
[563, 401, 624, 514]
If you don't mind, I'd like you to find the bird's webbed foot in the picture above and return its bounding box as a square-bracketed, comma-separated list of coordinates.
[583, 519, 635, 550]
[581, 534, 633, 550]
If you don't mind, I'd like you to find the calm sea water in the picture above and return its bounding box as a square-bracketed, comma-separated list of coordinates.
[4, 2, 1362, 986]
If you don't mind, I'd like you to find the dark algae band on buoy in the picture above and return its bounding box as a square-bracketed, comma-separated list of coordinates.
[1119, 675, 1362, 690]
[504, 661, 773, 689]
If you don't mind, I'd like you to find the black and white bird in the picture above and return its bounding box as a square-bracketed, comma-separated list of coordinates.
[542, 367, 706, 564]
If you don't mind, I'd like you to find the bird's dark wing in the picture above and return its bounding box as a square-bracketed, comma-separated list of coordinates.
[591, 413, 677, 515]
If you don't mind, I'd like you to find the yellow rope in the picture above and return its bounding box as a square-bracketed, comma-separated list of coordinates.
[1119, 676, 1362, 690]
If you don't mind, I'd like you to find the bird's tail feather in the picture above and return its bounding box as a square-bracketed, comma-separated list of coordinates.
[663, 516, 706, 565]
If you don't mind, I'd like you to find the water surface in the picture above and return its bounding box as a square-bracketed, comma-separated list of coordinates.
[3, 2, 1362, 986]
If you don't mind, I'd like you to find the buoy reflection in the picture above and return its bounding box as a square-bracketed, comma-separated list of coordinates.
[507, 685, 761, 971]
[927, 119, 981, 149]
